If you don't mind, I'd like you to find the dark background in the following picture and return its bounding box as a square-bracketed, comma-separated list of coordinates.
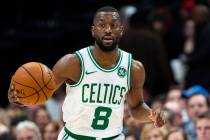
[0, 0, 145, 107]
[0, 0, 186, 107]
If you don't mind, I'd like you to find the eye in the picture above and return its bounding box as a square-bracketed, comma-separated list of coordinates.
[98, 24, 105, 29]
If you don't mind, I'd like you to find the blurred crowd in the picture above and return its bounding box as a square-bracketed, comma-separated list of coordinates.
[1, 0, 210, 140]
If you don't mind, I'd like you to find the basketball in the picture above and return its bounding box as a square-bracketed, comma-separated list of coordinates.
[11, 62, 56, 106]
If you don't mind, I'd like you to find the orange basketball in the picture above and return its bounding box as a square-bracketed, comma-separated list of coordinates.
[11, 62, 56, 106]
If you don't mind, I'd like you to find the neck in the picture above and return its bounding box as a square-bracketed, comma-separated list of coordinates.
[91, 45, 119, 68]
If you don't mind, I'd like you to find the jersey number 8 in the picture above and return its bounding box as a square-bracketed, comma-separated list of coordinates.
[91, 106, 112, 130]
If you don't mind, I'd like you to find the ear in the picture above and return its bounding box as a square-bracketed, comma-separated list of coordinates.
[120, 26, 124, 37]
[91, 26, 95, 37]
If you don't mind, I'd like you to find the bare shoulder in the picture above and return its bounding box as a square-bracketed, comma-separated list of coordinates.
[132, 60, 145, 74]
[52, 53, 81, 87]
[132, 60, 145, 72]
[55, 53, 80, 67]
[53, 53, 80, 72]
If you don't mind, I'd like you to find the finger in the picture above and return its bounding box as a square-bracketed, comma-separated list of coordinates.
[160, 111, 166, 123]
[156, 114, 166, 127]
[152, 110, 157, 115]
[11, 83, 16, 93]
[149, 111, 157, 121]
[9, 96, 24, 107]
[8, 92, 20, 103]
[157, 112, 163, 121]
[13, 101, 25, 107]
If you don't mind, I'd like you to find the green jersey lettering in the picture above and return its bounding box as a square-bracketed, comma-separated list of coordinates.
[90, 83, 97, 103]
[118, 87, 126, 104]
[82, 84, 89, 103]
[108, 84, 113, 104]
[97, 83, 102, 103]
[82, 83, 126, 105]
[112, 85, 120, 104]
[103, 83, 110, 103]
[91, 106, 112, 130]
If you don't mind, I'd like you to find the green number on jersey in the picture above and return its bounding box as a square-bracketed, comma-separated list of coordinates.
[91, 106, 112, 130]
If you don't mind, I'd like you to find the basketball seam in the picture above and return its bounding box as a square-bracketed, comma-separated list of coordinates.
[14, 80, 50, 98]
[13, 80, 37, 93]
[13, 80, 39, 105]
[21, 65, 48, 104]
[38, 63, 49, 100]
[38, 63, 54, 90]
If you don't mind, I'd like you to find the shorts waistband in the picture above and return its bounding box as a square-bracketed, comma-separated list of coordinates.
[64, 127, 120, 140]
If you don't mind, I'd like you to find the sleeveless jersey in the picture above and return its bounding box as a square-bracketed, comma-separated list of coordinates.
[63, 46, 132, 138]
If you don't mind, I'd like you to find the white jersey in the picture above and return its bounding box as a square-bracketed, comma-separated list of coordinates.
[63, 46, 132, 138]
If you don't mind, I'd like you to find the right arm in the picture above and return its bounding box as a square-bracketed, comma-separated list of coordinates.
[52, 53, 81, 90]
[8, 53, 81, 104]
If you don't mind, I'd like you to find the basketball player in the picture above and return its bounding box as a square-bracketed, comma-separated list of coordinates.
[9, 6, 165, 140]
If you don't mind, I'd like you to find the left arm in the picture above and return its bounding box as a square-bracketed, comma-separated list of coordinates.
[126, 60, 165, 126]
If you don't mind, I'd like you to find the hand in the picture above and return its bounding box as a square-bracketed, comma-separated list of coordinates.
[8, 80, 25, 107]
[149, 110, 166, 127]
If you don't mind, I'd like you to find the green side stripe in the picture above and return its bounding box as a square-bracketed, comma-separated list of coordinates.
[70, 51, 84, 87]
[127, 54, 132, 90]
[64, 135, 69, 140]
[87, 46, 123, 72]
[62, 133, 67, 140]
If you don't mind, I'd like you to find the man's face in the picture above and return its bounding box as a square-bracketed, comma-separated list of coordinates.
[188, 94, 209, 121]
[196, 118, 210, 140]
[92, 11, 123, 52]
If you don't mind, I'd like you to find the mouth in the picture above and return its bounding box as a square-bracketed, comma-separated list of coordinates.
[102, 36, 114, 44]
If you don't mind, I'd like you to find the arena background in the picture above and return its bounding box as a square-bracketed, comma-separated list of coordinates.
[0, 0, 175, 107]
[0, 0, 142, 107]
[0, 0, 210, 107]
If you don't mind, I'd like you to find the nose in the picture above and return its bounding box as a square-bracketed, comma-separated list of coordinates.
[104, 25, 112, 33]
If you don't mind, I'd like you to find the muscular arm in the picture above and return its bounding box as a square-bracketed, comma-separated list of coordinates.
[8, 53, 81, 106]
[52, 53, 81, 90]
[126, 60, 152, 123]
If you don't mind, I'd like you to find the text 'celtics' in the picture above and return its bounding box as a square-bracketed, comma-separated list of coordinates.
[82, 83, 126, 105]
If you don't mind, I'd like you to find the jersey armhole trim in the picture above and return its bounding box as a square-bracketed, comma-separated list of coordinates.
[69, 51, 84, 87]
[127, 54, 132, 90]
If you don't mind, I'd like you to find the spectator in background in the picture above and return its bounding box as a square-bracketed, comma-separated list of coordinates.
[166, 86, 182, 103]
[123, 102, 142, 139]
[181, 5, 210, 91]
[166, 86, 189, 123]
[161, 108, 175, 130]
[165, 128, 188, 140]
[32, 105, 50, 134]
[0, 108, 10, 128]
[164, 101, 184, 128]
[182, 85, 210, 140]
[0, 132, 16, 140]
[151, 6, 183, 62]
[0, 108, 10, 135]
[195, 110, 210, 140]
[182, 19, 195, 57]
[120, 10, 173, 96]
[151, 94, 166, 110]
[10, 114, 28, 135]
[45, 84, 65, 121]
[0, 123, 9, 135]
[43, 121, 61, 140]
[140, 123, 168, 140]
[125, 132, 138, 140]
[6, 105, 23, 122]
[16, 120, 42, 140]
[172, 19, 195, 84]
[179, 0, 195, 21]
[21, 106, 40, 121]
